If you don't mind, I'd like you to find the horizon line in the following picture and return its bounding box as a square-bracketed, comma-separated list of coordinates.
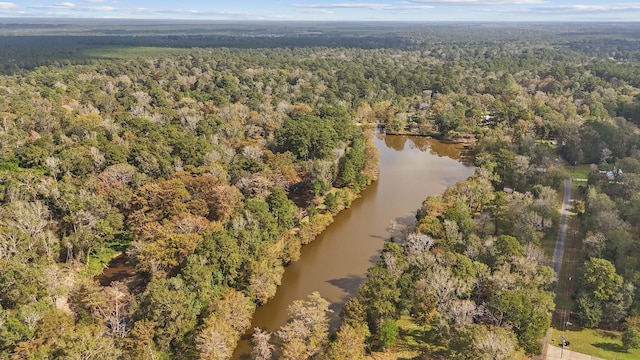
[1, 17, 640, 23]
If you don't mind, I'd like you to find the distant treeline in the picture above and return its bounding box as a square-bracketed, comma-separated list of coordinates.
[1, 22, 640, 74]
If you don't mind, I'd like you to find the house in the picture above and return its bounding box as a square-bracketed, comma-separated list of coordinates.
[599, 168, 623, 180]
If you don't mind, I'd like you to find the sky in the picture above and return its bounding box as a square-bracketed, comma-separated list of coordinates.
[0, 0, 639, 22]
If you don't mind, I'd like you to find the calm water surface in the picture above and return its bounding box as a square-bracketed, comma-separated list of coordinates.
[233, 134, 474, 358]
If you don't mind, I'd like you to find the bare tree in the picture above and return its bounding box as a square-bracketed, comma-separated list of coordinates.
[104, 282, 131, 338]
[276, 292, 332, 359]
[402, 232, 434, 256]
[196, 316, 235, 360]
[449, 300, 481, 328]
[251, 328, 274, 360]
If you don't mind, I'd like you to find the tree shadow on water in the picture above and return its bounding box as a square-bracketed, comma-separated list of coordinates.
[593, 342, 628, 353]
[370, 214, 416, 242]
[327, 275, 364, 297]
[326, 275, 365, 331]
[368, 253, 382, 264]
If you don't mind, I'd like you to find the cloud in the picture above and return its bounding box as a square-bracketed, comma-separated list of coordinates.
[530, 4, 640, 13]
[131, 7, 207, 15]
[125, 6, 290, 20]
[301, 9, 335, 14]
[291, 3, 394, 10]
[397, 5, 435, 9]
[30, 2, 76, 9]
[408, 0, 546, 4]
[466, 2, 640, 20]
[476, 2, 640, 15]
[0, 2, 17, 9]
[91, 6, 118, 11]
[291, 2, 433, 11]
[82, 0, 110, 2]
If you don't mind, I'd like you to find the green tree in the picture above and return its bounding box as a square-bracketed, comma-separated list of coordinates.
[323, 192, 340, 213]
[622, 328, 640, 350]
[491, 289, 553, 355]
[489, 235, 524, 269]
[134, 277, 200, 355]
[54, 324, 122, 360]
[449, 324, 527, 360]
[575, 292, 603, 328]
[378, 318, 398, 351]
[581, 257, 623, 302]
[0, 315, 34, 353]
[411, 278, 439, 328]
[328, 322, 369, 360]
[122, 319, 159, 360]
[358, 264, 400, 333]
[433, 102, 466, 136]
[266, 188, 297, 229]
[0, 259, 47, 309]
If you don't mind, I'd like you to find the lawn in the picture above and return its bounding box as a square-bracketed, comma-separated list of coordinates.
[366, 316, 444, 360]
[554, 215, 582, 311]
[540, 181, 568, 259]
[565, 164, 592, 180]
[541, 174, 577, 258]
[541, 175, 581, 301]
[549, 327, 640, 360]
[564, 164, 591, 198]
[541, 226, 559, 259]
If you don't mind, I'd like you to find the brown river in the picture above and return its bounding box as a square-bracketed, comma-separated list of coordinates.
[232, 134, 475, 358]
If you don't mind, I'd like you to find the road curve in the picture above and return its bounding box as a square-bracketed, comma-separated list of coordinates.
[551, 179, 572, 275]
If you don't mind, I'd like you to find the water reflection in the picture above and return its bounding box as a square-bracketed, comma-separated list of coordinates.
[380, 133, 468, 161]
[383, 133, 407, 151]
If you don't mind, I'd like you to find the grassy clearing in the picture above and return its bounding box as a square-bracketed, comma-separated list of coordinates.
[87, 248, 119, 275]
[541, 230, 558, 259]
[565, 165, 591, 197]
[83, 46, 193, 59]
[541, 184, 567, 259]
[366, 316, 443, 360]
[565, 164, 592, 180]
[86, 240, 130, 275]
[395, 317, 445, 355]
[549, 327, 640, 360]
[554, 215, 582, 311]
[543, 171, 582, 310]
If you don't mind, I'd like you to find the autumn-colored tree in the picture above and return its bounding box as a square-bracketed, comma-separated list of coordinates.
[251, 328, 275, 360]
[276, 292, 332, 359]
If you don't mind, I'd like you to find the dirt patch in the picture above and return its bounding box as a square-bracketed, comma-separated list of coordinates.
[95, 253, 137, 286]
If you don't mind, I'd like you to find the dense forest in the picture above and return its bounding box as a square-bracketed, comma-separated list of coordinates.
[0, 21, 640, 359]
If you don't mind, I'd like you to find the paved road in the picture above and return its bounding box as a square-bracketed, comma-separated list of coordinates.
[552, 179, 572, 275]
